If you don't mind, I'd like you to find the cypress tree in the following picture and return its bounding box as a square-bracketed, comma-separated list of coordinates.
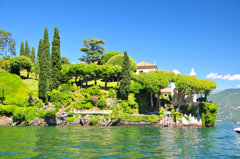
[25, 40, 30, 57]
[38, 38, 46, 101]
[38, 27, 51, 103]
[43, 27, 51, 93]
[51, 27, 61, 90]
[20, 41, 25, 56]
[119, 51, 131, 100]
[30, 46, 35, 64]
[37, 39, 43, 65]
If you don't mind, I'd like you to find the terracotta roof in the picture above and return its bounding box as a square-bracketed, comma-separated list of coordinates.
[160, 88, 171, 93]
[137, 61, 156, 67]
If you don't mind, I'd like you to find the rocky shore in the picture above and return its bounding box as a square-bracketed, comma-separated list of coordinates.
[0, 113, 203, 127]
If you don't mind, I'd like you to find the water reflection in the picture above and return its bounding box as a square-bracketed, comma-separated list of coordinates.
[0, 124, 239, 158]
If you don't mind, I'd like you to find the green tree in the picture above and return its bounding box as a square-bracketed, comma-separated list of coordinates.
[37, 39, 43, 65]
[119, 51, 131, 100]
[101, 64, 115, 87]
[101, 51, 121, 64]
[10, 56, 33, 78]
[0, 30, 16, 57]
[30, 46, 35, 64]
[79, 38, 105, 63]
[105, 54, 137, 72]
[61, 57, 70, 65]
[38, 28, 51, 102]
[24, 40, 30, 57]
[20, 41, 25, 56]
[51, 27, 61, 90]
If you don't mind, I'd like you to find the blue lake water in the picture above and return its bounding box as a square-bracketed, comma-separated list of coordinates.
[0, 123, 239, 158]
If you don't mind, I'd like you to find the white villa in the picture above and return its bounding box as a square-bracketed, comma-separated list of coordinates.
[136, 61, 197, 103]
[135, 61, 158, 74]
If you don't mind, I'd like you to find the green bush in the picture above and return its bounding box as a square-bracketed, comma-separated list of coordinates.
[199, 102, 219, 127]
[105, 54, 137, 72]
[89, 116, 100, 125]
[66, 117, 75, 123]
[71, 83, 77, 92]
[50, 90, 62, 103]
[87, 85, 102, 97]
[84, 102, 93, 110]
[97, 98, 107, 109]
[128, 93, 139, 109]
[36, 99, 44, 108]
[121, 114, 158, 123]
[101, 51, 122, 64]
[36, 110, 45, 118]
[118, 100, 133, 114]
[53, 102, 62, 111]
[59, 83, 71, 92]
[0, 105, 17, 116]
[13, 106, 37, 123]
[130, 82, 143, 94]
[68, 111, 74, 117]
[108, 88, 116, 98]
[44, 110, 56, 120]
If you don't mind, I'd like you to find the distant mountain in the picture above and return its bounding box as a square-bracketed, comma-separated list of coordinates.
[208, 88, 240, 123]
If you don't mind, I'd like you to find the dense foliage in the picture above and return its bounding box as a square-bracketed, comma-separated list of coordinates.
[79, 38, 105, 63]
[101, 51, 121, 64]
[200, 102, 219, 127]
[105, 54, 137, 72]
[51, 27, 61, 90]
[10, 56, 33, 78]
[119, 51, 131, 100]
[38, 28, 51, 102]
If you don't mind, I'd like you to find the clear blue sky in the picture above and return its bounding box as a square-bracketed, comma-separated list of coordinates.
[1, 0, 240, 90]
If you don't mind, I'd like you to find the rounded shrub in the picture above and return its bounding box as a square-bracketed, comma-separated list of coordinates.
[105, 54, 137, 72]
[67, 111, 74, 117]
[97, 98, 106, 109]
[44, 110, 56, 120]
[101, 51, 121, 64]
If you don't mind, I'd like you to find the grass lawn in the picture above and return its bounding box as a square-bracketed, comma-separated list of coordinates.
[22, 79, 38, 91]
[0, 72, 30, 106]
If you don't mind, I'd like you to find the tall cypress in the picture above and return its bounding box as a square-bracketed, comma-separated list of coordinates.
[119, 51, 131, 100]
[51, 27, 61, 90]
[25, 40, 30, 57]
[37, 39, 43, 65]
[44, 28, 51, 93]
[38, 38, 46, 102]
[20, 41, 25, 56]
[38, 27, 51, 103]
[30, 46, 35, 64]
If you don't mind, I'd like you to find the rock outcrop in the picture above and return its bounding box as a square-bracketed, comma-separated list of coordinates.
[0, 116, 13, 126]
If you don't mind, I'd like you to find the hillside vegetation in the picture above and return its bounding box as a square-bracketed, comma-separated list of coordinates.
[0, 72, 30, 106]
[209, 89, 240, 123]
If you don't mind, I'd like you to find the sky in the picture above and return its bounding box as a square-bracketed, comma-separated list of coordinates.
[1, 0, 240, 90]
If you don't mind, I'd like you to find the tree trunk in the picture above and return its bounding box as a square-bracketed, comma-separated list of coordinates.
[75, 76, 77, 83]
[150, 93, 153, 109]
[157, 92, 160, 110]
[105, 82, 107, 87]
[95, 79, 97, 85]
[86, 81, 88, 87]
[27, 71, 29, 78]
[117, 78, 119, 86]
[80, 80, 83, 88]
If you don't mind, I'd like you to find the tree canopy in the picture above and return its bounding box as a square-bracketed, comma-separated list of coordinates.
[10, 56, 33, 78]
[79, 38, 105, 63]
[106, 54, 137, 72]
[101, 51, 121, 64]
[0, 30, 16, 57]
